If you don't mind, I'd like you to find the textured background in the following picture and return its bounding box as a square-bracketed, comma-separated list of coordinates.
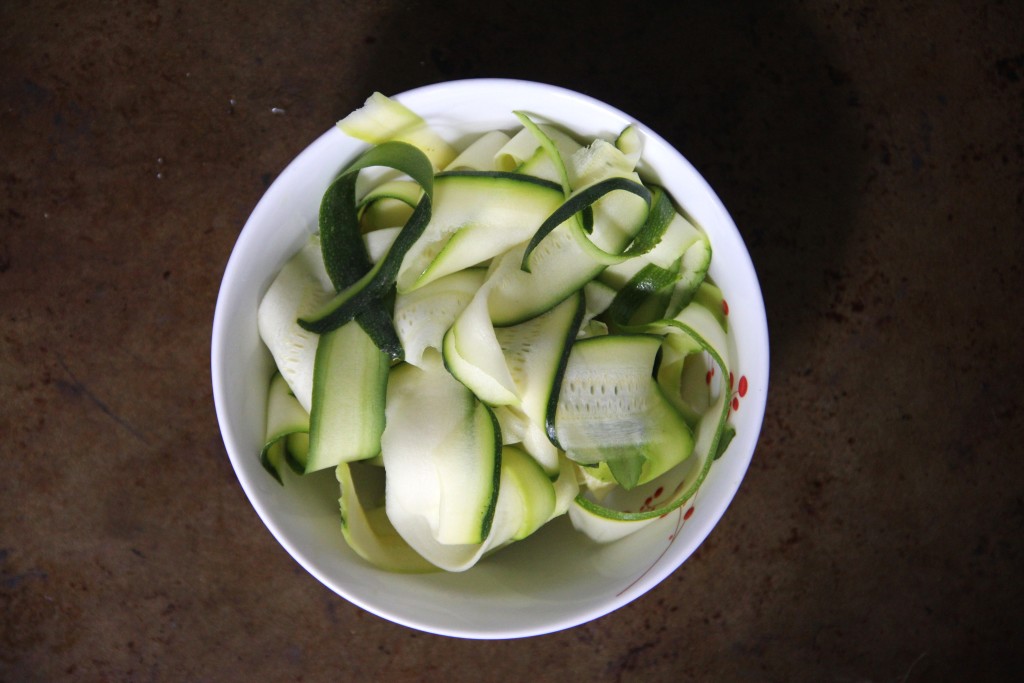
[2, 1, 1022, 681]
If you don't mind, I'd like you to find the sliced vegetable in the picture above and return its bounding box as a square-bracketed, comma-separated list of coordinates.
[614, 124, 643, 167]
[497, 289, 585, 475]
[338, 91, 457, 171]
[501, 446, 556, 540]
[393, 268, 484, 367]
[381, 352, 501, 547]
[442, 279, 520, 406]
[298, 141, 435, 336]
[305, 319, 389, 472]
[257, 237, 334, 413]
[396, 171, 563, 293]
[358, 180, 420, 233]
[444, 130, 512, 172]
[502, 118, 583, 184]
[521, 177, 652, 272]
[337, 462, 437, 573]
[568, 294, 732, 531]
[552, 334, 694, 489]
[319, 162, 403, 360]
[257, 98, 741, 571]
[260, 372, 310, 484]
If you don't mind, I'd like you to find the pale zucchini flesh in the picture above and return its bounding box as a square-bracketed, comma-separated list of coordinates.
[393, 268, 484, 368]
[260, 372, 311, 483]
[338, 92, 457, 171]
[257, 237, 334, 413]
[381, 353, 500, 547]
[337, 462, 436, 573]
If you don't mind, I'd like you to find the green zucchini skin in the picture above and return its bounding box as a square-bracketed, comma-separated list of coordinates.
[434, 169, 562, 191]
[541, 290, 586, 450]
[520, 176, 651, 273]
[304, 320, 390, 473]
[260, 372, 311, 485]
[319, 170, 404, 359]
[298, 196, 433, 334]
[299, 141, 435, 336]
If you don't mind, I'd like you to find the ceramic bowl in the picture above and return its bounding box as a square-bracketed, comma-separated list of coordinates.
[211, 78, 769, 639]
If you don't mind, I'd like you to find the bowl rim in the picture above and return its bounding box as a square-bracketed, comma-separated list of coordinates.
[212, 77, 769, 639]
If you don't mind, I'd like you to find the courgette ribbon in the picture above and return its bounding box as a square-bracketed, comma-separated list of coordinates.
[513, 110, 594, 233]
[567, 246, 733, 520]
[320, 168, 401, 359]
[299, 141, 435, 338]
[520, 180, 677, 273]
[573, 313, 733, 522]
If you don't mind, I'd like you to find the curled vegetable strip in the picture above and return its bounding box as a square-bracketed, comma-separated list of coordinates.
[339, 92, 457, 171]
[336, 462, 436, 573]
[260, 372, 310, 484]
[513, 111, 595, 234]
[514, 112, 574, 196]
[299, 141, 435, 336]
[356, 179, 422, 212]
[569, 300, 732, 529]
[606, 262, 680, 327]
[319, 169, 403, 360]
[520, 177, 653, 273]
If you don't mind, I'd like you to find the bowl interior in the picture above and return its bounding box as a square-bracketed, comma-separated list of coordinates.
[211, 79, 769, 639]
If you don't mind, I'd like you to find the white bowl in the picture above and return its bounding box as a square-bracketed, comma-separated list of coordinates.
[211, 79, 769, 639]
